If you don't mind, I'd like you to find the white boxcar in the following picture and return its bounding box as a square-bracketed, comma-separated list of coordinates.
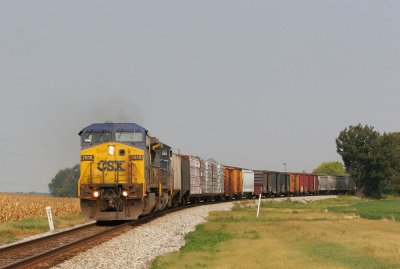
[242, 169, 255, 195]
[214, 164, 224, 194]
[189, 156, 202, 195]
[204, 159, 218, 194]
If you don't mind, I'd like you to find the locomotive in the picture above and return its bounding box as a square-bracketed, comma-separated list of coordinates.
[78, 122, 355, 221]
[78, 122, 172, 220]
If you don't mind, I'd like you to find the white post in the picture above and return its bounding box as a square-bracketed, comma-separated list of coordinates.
[46, 206, 55, 232]
[257, 194, 262, 218]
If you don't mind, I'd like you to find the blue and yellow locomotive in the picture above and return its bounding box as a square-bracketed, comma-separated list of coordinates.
[78, 123, 172, 220]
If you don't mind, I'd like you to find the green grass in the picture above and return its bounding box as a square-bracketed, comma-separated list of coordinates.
[151, 197, 400, 269]
[180, 224, 233, 253]
[258, 196, 360, 210]
[306, 242, 398, 269]
[210, 216, 287, 222]
[328, 200, 400, 221]
[152, 224, 233, 269]
[238, 196, 400, 221]
[0, 215, 86, 245]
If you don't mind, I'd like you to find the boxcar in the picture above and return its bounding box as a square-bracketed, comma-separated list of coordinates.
[338, 176, 356, 194]
[254, 170, 265, 196]
[214, 163, 224, 195]
[267, 171, 278, 195]
[242, 169, 255, 198]
[336, 176, 347, 192]
[203, 159, 214, 194]
[299, 173, 308, 193]
[345, 177, 356, 193]
[289, 174, 296, 193]
[294, 174, 300, 193]
[224, 166, 243, 199]
[171, 154, 190, 205]
[307, 174, 314, 193]
[277, 172, 290, 194]
[313, 175, 319, 193]
[252, 170, 266, 197]
[189, 156, 202, 197]
[318, 175, 337, 193]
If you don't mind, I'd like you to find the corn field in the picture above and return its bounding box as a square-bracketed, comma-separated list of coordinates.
[0, 193, 80, 222]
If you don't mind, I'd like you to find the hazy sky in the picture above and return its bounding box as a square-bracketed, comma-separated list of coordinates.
[0, 1, 399, 193]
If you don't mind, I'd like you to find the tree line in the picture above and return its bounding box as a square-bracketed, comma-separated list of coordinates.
[48, 164, 79, 197]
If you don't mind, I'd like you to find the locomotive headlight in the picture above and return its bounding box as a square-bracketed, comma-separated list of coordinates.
[122, 190, 128, 197]
[93, 191, 100, 198]
[108, 145, 115, 155]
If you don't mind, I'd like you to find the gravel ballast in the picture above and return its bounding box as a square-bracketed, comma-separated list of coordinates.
[52, 202, 234, 269]
[52, 196, 338, 269]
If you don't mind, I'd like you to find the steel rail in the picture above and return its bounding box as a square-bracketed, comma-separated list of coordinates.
[0, 222, 97, 255]
[0, 222, 132, 269]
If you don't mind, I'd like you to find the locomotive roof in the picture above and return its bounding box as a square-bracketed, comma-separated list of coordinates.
[78, 123, 147, 135]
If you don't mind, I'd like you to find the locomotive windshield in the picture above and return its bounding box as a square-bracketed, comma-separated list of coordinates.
[81, 131, 111, 146]
[115, 131, 143, 143]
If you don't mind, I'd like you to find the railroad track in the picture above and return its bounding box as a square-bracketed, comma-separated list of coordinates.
[0, 202, 211, 269]
[0, 221, 130, 269]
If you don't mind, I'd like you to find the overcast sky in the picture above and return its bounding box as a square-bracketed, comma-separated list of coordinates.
[0, 1, 399, 193]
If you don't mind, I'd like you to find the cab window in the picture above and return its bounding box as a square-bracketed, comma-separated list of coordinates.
[115, 131, 143, 143]
[82, 131, 111, 145]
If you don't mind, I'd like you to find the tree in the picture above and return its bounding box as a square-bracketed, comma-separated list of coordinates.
[336, 124, 380, 197]
[378, 132, 400, 194]
[313, 161, 347, 176]
[48, 164, 80, 197]
[336, 124, 400, 198]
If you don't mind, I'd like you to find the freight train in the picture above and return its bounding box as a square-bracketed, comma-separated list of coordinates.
[78, 122, 355, 221]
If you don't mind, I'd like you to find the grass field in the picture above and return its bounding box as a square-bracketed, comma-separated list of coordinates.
[0, 193, 85, 245]
[152, 196, 400, 269]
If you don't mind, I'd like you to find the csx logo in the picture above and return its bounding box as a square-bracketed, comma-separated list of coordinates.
[97, 160, 125, 172]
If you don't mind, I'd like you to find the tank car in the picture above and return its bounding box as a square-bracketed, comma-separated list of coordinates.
[78, 123, 172, 221]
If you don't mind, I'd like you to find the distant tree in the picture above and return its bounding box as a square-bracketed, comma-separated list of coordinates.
[313, 161, 347, 176]
[336, 124, 380, 197]
[336, 124, 400, 198]
[378, 132, 400, 195]
[48, 164, 80, 197]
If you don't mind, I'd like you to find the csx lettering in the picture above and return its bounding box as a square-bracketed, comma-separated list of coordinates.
[97, 160, 125, 172]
